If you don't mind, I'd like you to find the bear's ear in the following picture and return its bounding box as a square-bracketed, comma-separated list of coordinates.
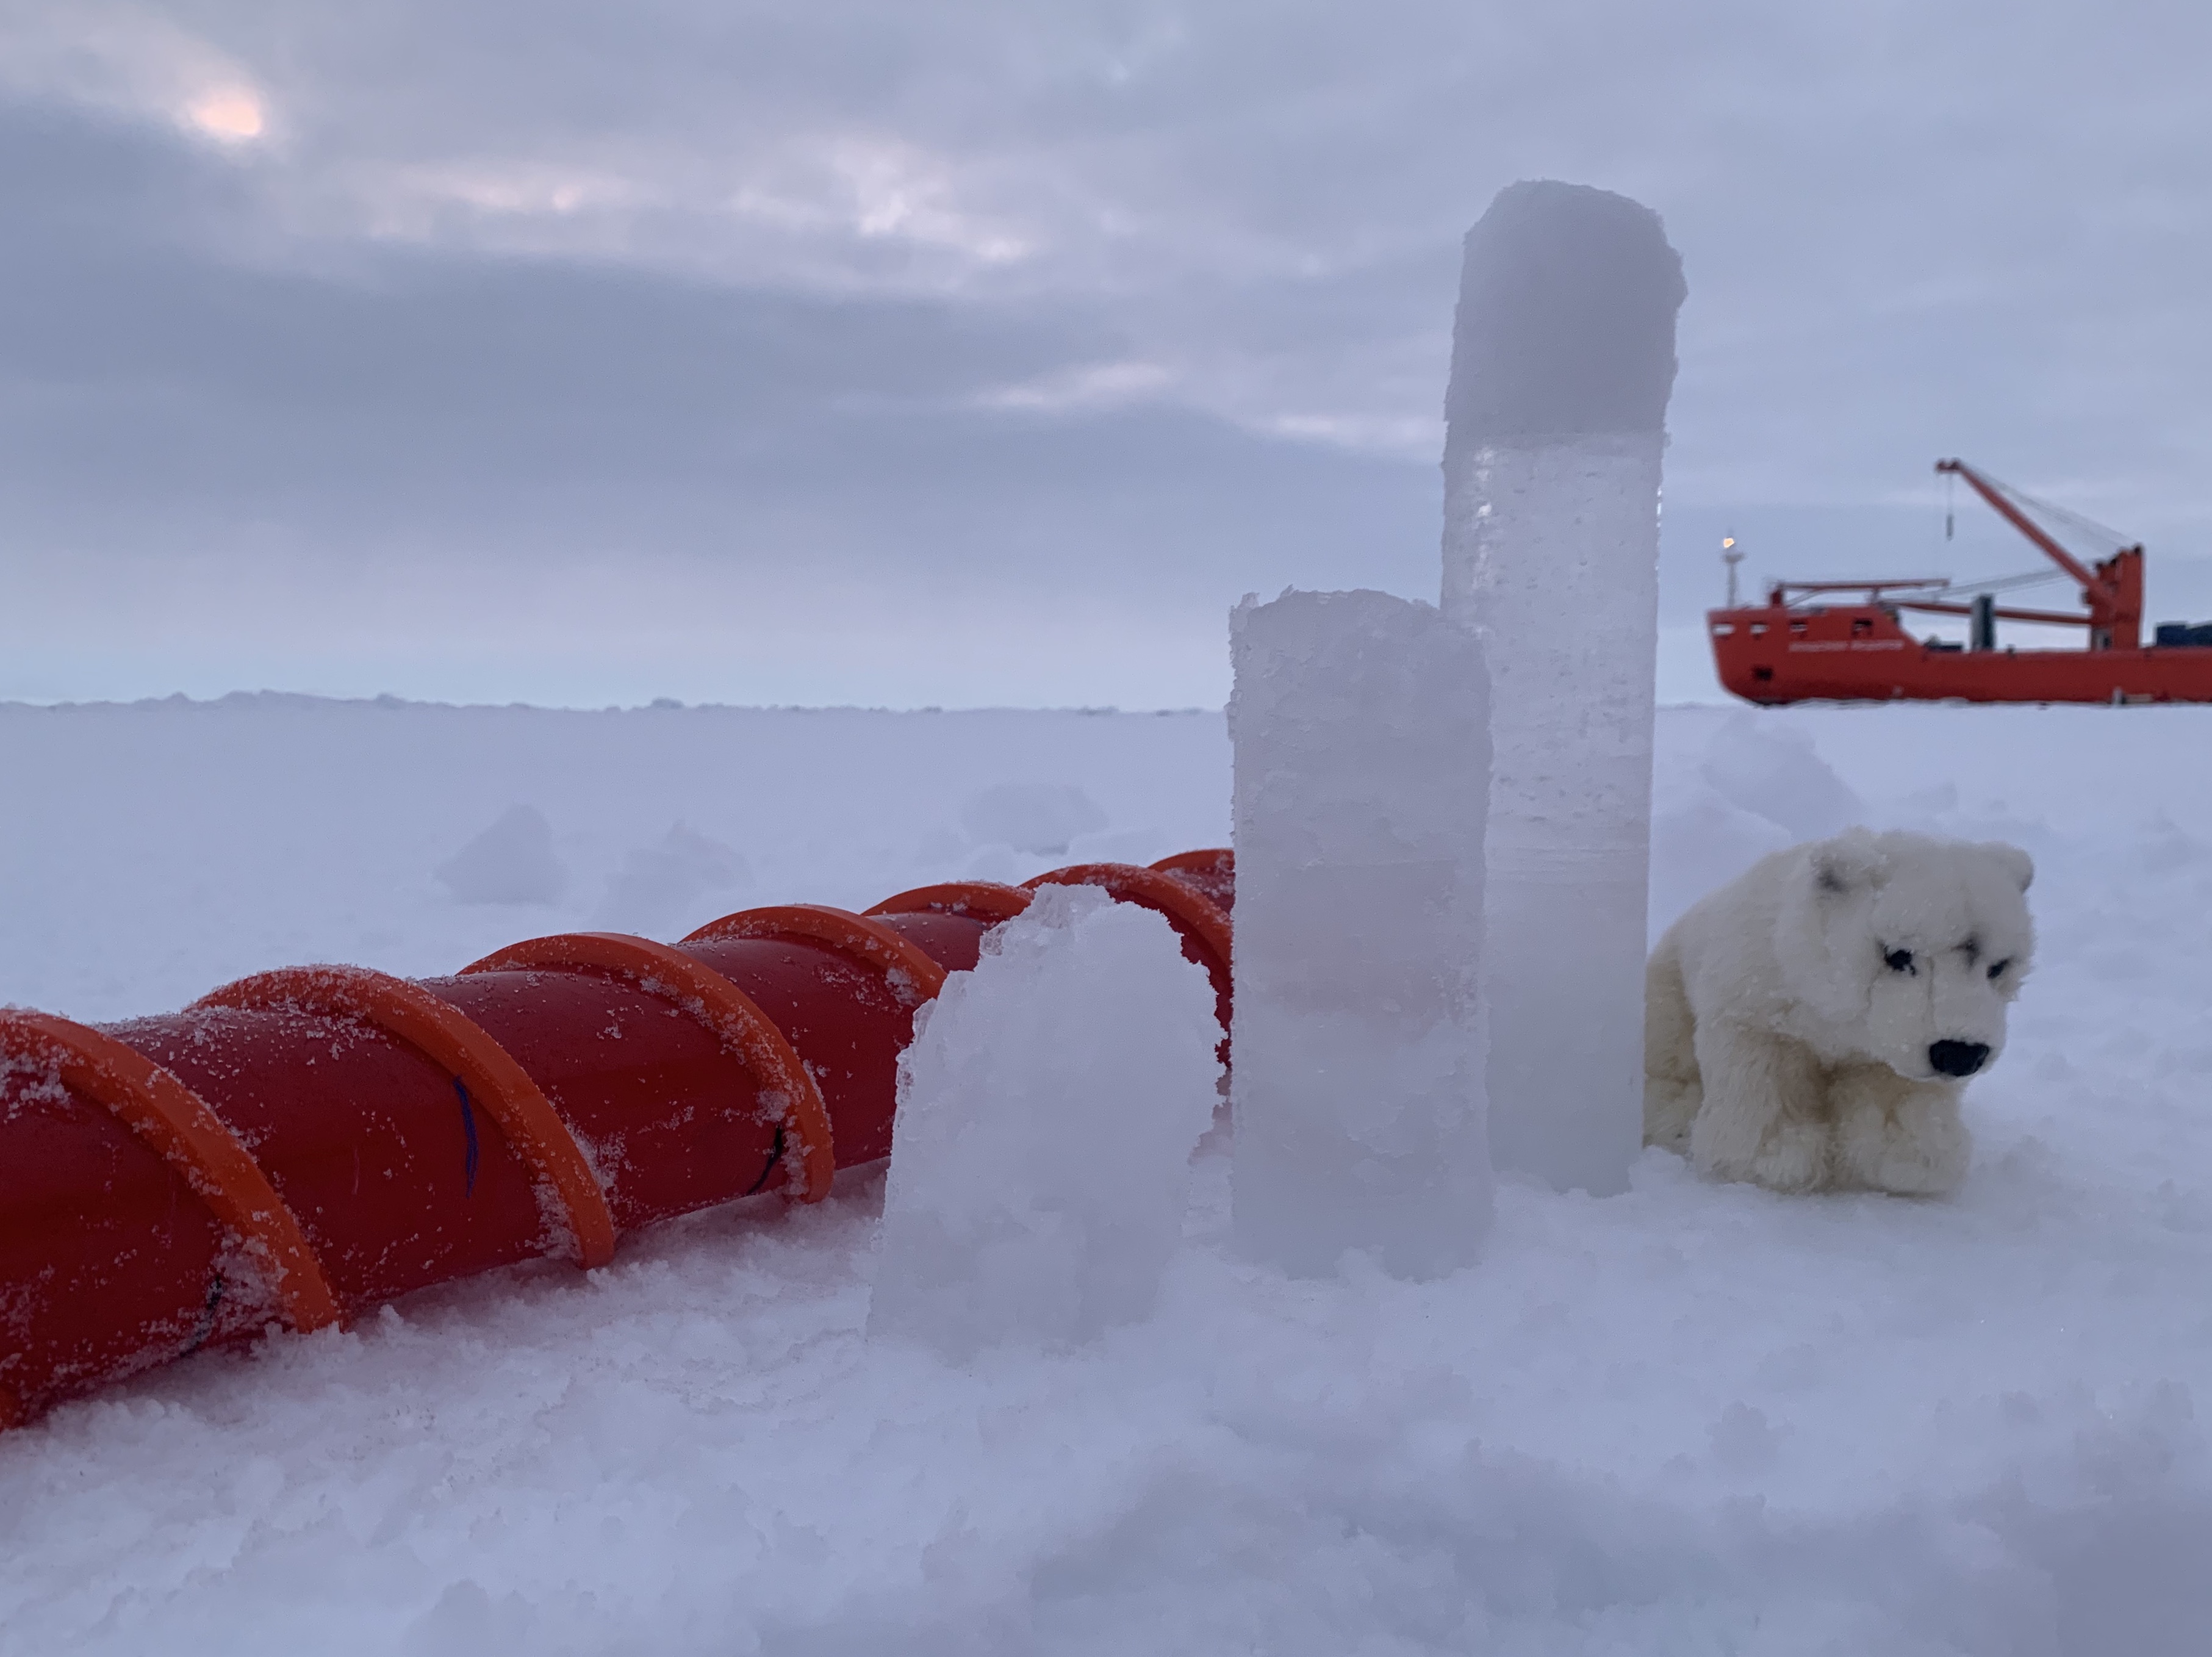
[1809, 829, 1885, 897]
[1981, 841, 2034, 893]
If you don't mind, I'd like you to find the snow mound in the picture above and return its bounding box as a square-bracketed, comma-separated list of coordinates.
[871, 882, 1221, 1360]
[960, 782, 1110, 856]
[592, 822, 749, 935]
[1701, 711, 1864, 840]
[1648, 714, 1868, 936]
[434, 805, 566, 905]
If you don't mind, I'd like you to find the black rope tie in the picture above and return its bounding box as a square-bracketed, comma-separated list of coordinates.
[454, 1077, 480, 1196]
[744, 1126, 787, 1197]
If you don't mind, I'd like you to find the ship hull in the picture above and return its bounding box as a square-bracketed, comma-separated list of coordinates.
[1710, 604, 2212, 705]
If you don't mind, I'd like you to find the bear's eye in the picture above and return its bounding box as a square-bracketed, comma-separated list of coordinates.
[1883, 947, 1916, 975]
[1987, 958, 2011, 981]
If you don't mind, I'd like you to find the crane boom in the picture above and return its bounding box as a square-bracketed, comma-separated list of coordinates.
[1933, 458, 2142, 650]
[1934, 459, 2098, 588]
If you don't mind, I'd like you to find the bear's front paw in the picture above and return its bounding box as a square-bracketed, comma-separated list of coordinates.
[1744, 1118, 1830, 1193]
[1690, 1106, 1829, 1193]
[1833, 1078, 1970, 1196]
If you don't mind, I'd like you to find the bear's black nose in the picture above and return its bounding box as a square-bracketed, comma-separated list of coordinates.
[1929, 1040, 1990, 1077]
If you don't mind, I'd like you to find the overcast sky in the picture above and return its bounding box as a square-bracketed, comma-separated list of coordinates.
[4, 0, 2209, 707]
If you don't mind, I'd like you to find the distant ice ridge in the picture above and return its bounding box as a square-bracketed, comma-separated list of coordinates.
[1229, 589, 1492, 1279]
[1440, 180, 1686, 1197]
[869, 883, 1221, 1360]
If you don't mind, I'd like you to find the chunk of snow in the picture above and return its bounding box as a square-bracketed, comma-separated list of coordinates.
[433, 804, 566, 905]
[1229, 588, 1493, 1279]
[1440, 180, 1684, 1197]
[869, 883, 1220, 1360]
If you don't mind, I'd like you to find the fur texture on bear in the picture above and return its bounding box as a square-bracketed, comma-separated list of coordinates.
[1644, 828, 2034, 1195]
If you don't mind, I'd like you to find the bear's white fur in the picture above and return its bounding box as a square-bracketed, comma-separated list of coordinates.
[1644, 828, 2034, 1196]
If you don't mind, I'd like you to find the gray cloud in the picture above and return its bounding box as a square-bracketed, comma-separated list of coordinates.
[0, 99, 1435, 598]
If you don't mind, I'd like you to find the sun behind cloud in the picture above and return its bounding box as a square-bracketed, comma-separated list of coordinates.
[185, 87, 265, 142]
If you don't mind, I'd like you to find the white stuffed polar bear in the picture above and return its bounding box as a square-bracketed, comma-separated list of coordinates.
[1644, 828, 2034, 1195]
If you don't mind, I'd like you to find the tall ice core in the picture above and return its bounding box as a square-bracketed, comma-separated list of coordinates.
[1440, 179, 1686, 1196]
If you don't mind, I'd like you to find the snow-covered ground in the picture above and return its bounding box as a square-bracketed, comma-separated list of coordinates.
[4, 695, 2212, 1653]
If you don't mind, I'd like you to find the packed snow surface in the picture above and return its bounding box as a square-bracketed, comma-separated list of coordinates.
[5, 696, 2212, 1652]
[871, 883, 1221, 1360]
[1230, 590, 1493, 1278]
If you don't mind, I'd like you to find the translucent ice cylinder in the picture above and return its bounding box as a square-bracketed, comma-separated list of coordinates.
[1229, 588, 1493, 1279]
[1438, 180, 1686, 1196]
[869, 883, 1221, 1361]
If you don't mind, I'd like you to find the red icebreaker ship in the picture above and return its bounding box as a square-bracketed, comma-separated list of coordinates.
[1709, 459, 2212, 705]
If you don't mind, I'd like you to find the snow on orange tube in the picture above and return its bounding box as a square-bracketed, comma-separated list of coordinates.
[0, 850, 1232, 1428]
